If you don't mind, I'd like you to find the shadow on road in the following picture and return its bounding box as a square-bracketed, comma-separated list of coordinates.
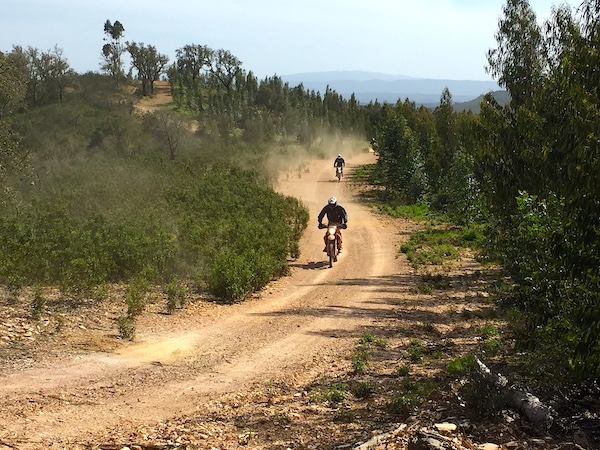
[289, 260, 331, 270]
[248, 269, 499, 344]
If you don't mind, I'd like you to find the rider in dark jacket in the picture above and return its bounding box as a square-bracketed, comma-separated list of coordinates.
[334, 154, 345, 176]
[318, 196, 348, 252]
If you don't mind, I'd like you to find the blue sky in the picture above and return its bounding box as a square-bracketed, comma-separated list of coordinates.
[2, 0, 564, 81]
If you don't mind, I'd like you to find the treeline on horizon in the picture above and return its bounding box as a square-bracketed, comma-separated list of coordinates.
[0, 0, 598, 382]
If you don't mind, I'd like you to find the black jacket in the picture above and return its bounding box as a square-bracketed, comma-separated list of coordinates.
[334, 157, 345, 167]
[318, 204, 348, 225]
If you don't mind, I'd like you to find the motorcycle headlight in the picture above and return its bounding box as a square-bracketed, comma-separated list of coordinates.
[328, 227, 336, 235]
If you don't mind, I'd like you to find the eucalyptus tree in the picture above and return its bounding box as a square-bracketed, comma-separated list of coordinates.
[101, 20, 126, 84]
[144, 110, 185, 160]
[430, 87, 457, 196]
[0, 51, 29, 195]
[486, 0, 544, 108]
[479, 0, 600, 379]
[377, 105, 427, 202]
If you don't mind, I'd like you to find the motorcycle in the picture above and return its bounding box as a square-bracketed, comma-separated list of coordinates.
[319, 222, 346, 268]
[335, 166, 343, 182]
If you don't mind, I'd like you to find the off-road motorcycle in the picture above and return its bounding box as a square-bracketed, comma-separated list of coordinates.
[335, 166, 343, 182]
[319, 222, 346, 268]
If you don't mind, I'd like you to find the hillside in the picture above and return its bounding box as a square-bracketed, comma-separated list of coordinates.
[453, 90, 511, 113]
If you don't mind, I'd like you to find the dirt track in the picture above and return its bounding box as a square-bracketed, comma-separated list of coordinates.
[0, 150, 421, 448]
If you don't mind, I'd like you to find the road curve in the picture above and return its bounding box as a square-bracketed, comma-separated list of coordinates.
[0, 149, 407, 447]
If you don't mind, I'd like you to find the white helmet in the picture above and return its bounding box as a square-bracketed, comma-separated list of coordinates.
[328, 196, 337, 206]
[338, 154, 342, 157]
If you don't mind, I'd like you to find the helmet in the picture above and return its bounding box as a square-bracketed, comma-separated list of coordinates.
[328, 196, 337, 206]
[338, 154, 342, 157]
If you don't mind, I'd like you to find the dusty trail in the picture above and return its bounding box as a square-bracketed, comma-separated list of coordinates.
[0, 150, 407, 448]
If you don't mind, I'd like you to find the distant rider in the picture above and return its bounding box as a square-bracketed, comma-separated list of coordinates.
[318, 196, 348, 253]
[370, 137, 378, 154]
[334, 154, 345, 176]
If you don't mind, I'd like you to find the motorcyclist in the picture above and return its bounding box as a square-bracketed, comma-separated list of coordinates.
[318, 196, 348, 253]
[334, 154, 345, 176]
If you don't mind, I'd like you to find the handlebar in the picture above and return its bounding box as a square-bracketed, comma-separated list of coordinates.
[318, 223, 347, 229]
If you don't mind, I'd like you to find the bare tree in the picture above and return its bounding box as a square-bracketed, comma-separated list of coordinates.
[145, 110, 184, 160]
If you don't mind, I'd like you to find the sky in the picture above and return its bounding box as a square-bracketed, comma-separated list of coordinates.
[1, 0, 567, 82]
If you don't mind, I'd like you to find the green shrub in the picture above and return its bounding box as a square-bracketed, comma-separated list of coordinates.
[31, 286, 47, 320]
[459, 371, 505, 419]
[125, 276, 149, 318]
[350, 381, 376, 398]
[480, 323, 499, 339]
[407, 339, 425, 362]
[117, 314, 136, 340]
[388, 379, 434, 416]
[321, 383, 347, 404]
[396, 365, 410, 377]
[447, 354, 476, 375]
[358, 331, 387, 347]
[352, 346, 371, 374]
[165, 274, 186, 314]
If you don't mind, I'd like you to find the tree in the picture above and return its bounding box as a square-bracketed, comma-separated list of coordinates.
[6, 46, 73, 106]
[127, 42, 169, 96]
[171, 44, 214, 110]
[144, 110, 185, 160]
[430, 87, 458, 197]
[478, 0, 600, 379]
[210, 49, 241, 93]
[9, 46, 42, 107]
[39, 46, 75, 103]
[486, 0, 544, 108]
[175, 44, 212, 81]
[0, 50, 27, 119]
[377, 106, 428, 202]
[101, 20, 126, 84]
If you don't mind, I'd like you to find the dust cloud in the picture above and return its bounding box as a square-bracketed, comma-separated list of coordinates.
[262, 131, 371, 186]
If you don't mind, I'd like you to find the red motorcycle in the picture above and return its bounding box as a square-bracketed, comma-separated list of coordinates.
[319, 222, 346, 267]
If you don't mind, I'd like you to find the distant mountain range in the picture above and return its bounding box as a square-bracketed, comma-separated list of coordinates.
[279, 71, 505, 108]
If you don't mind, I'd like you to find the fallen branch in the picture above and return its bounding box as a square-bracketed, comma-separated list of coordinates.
[353, 424, 408, 450]
[475, 356, 555, 431]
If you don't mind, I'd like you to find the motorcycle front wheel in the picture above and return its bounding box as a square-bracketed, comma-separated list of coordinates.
[328, 241, 336, 267]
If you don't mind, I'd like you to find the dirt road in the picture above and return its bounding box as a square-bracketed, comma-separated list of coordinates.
[0, 150, 416, 449]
